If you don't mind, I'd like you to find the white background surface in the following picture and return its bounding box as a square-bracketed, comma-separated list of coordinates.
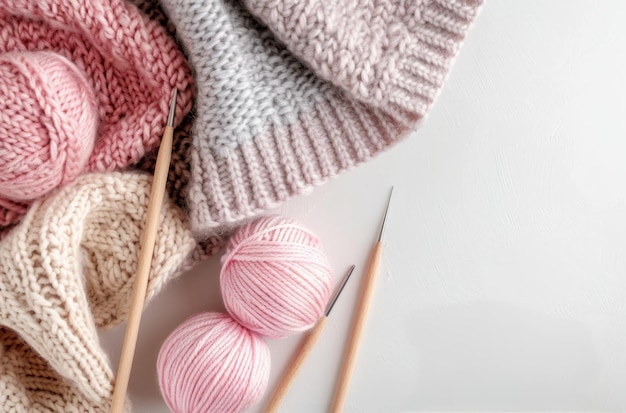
[101, 1, 626, 411]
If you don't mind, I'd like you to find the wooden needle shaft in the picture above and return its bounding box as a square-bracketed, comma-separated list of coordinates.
[264, 317, 328, 413]
[331, 187, 392, 411]
[109, 95, 175, 412]
[263, 265, 355, 413]
[331, 241, 383, 413]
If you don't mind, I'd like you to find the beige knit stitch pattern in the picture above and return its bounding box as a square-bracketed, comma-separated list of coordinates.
[0, 172, 196, 412]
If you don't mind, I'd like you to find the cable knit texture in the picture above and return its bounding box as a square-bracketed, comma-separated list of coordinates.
[158, 0, 483, 238]
[0, 0, 193, 229]
[0, 172, 196, 412]
[245, 0, 479, 115]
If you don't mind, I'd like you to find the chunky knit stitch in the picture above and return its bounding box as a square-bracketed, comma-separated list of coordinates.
[0, 51, 98, 201]
[158, 0, 482, 238]
[245, 0, 478, 115]
[131, 0, 228, 255]
[0, 172, 196, 412]
[137, 116, 227, 258]
[0, 0, 193, 228]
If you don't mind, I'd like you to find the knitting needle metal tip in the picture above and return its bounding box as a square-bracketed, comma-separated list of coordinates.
[167, 89, 177, 127]
[325, 265, 356, 317]
[376, 186, 394, 243]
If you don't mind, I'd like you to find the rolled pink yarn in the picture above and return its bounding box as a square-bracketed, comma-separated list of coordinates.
[157, 312, 270, 413]
[0, 51, 98, 224]
[221, 216, 334, 339]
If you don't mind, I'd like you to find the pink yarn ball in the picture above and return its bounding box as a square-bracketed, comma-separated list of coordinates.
[157, 312, 270, 413]
[221, 216, 334, 339]
[0, 51, 98, 203]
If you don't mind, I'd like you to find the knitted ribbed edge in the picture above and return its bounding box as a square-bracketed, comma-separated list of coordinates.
[383, 0, 482, 118]
[189, 89, 403, 237]
[136, 114, 227, 257]
[244, 0, 482, 119]
[0, 327, 122, 413]
[187, 0, 481, 238]
[1, 192, 113, 405]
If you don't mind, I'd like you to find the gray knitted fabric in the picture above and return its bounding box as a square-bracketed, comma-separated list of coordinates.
[158, 0, 483, 238]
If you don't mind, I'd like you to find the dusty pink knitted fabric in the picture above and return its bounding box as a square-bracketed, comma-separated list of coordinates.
[159, 0, 483, 237]
[0, 0, 193, 229]
[0, 51, 98, 202]
[245, 0, 473, 117]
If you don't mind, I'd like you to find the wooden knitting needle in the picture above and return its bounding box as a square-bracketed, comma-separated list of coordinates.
[330, 187, 394, 413]
[109, 90, 178, 413]
[263, 265, 356, 413]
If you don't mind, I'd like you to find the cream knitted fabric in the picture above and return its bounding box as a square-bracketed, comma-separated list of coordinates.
[158, 0, 482, 237]
[0, 172, 196, 412]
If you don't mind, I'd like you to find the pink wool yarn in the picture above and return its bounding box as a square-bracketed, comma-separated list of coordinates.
[0, 51, 98, 206]
[221, 216, 334, 339]
[0, 0, 193, 228]
[157, 313, 270, 413]
[157, 216, 334, 411]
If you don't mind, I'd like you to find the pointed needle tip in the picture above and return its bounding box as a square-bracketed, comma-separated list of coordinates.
[377, 186, 394, 242]
[167, 89, 177, 127]
[325, 265, 356, 316]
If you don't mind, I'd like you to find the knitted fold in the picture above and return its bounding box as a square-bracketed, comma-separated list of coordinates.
[0, 0, 193, 228]
[0, 172, 196, 412]
[189, 93, 405, 231]
[158, 0, 482, 237]
[244, 0, 481, 118]
[0, 327, 106, 413]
